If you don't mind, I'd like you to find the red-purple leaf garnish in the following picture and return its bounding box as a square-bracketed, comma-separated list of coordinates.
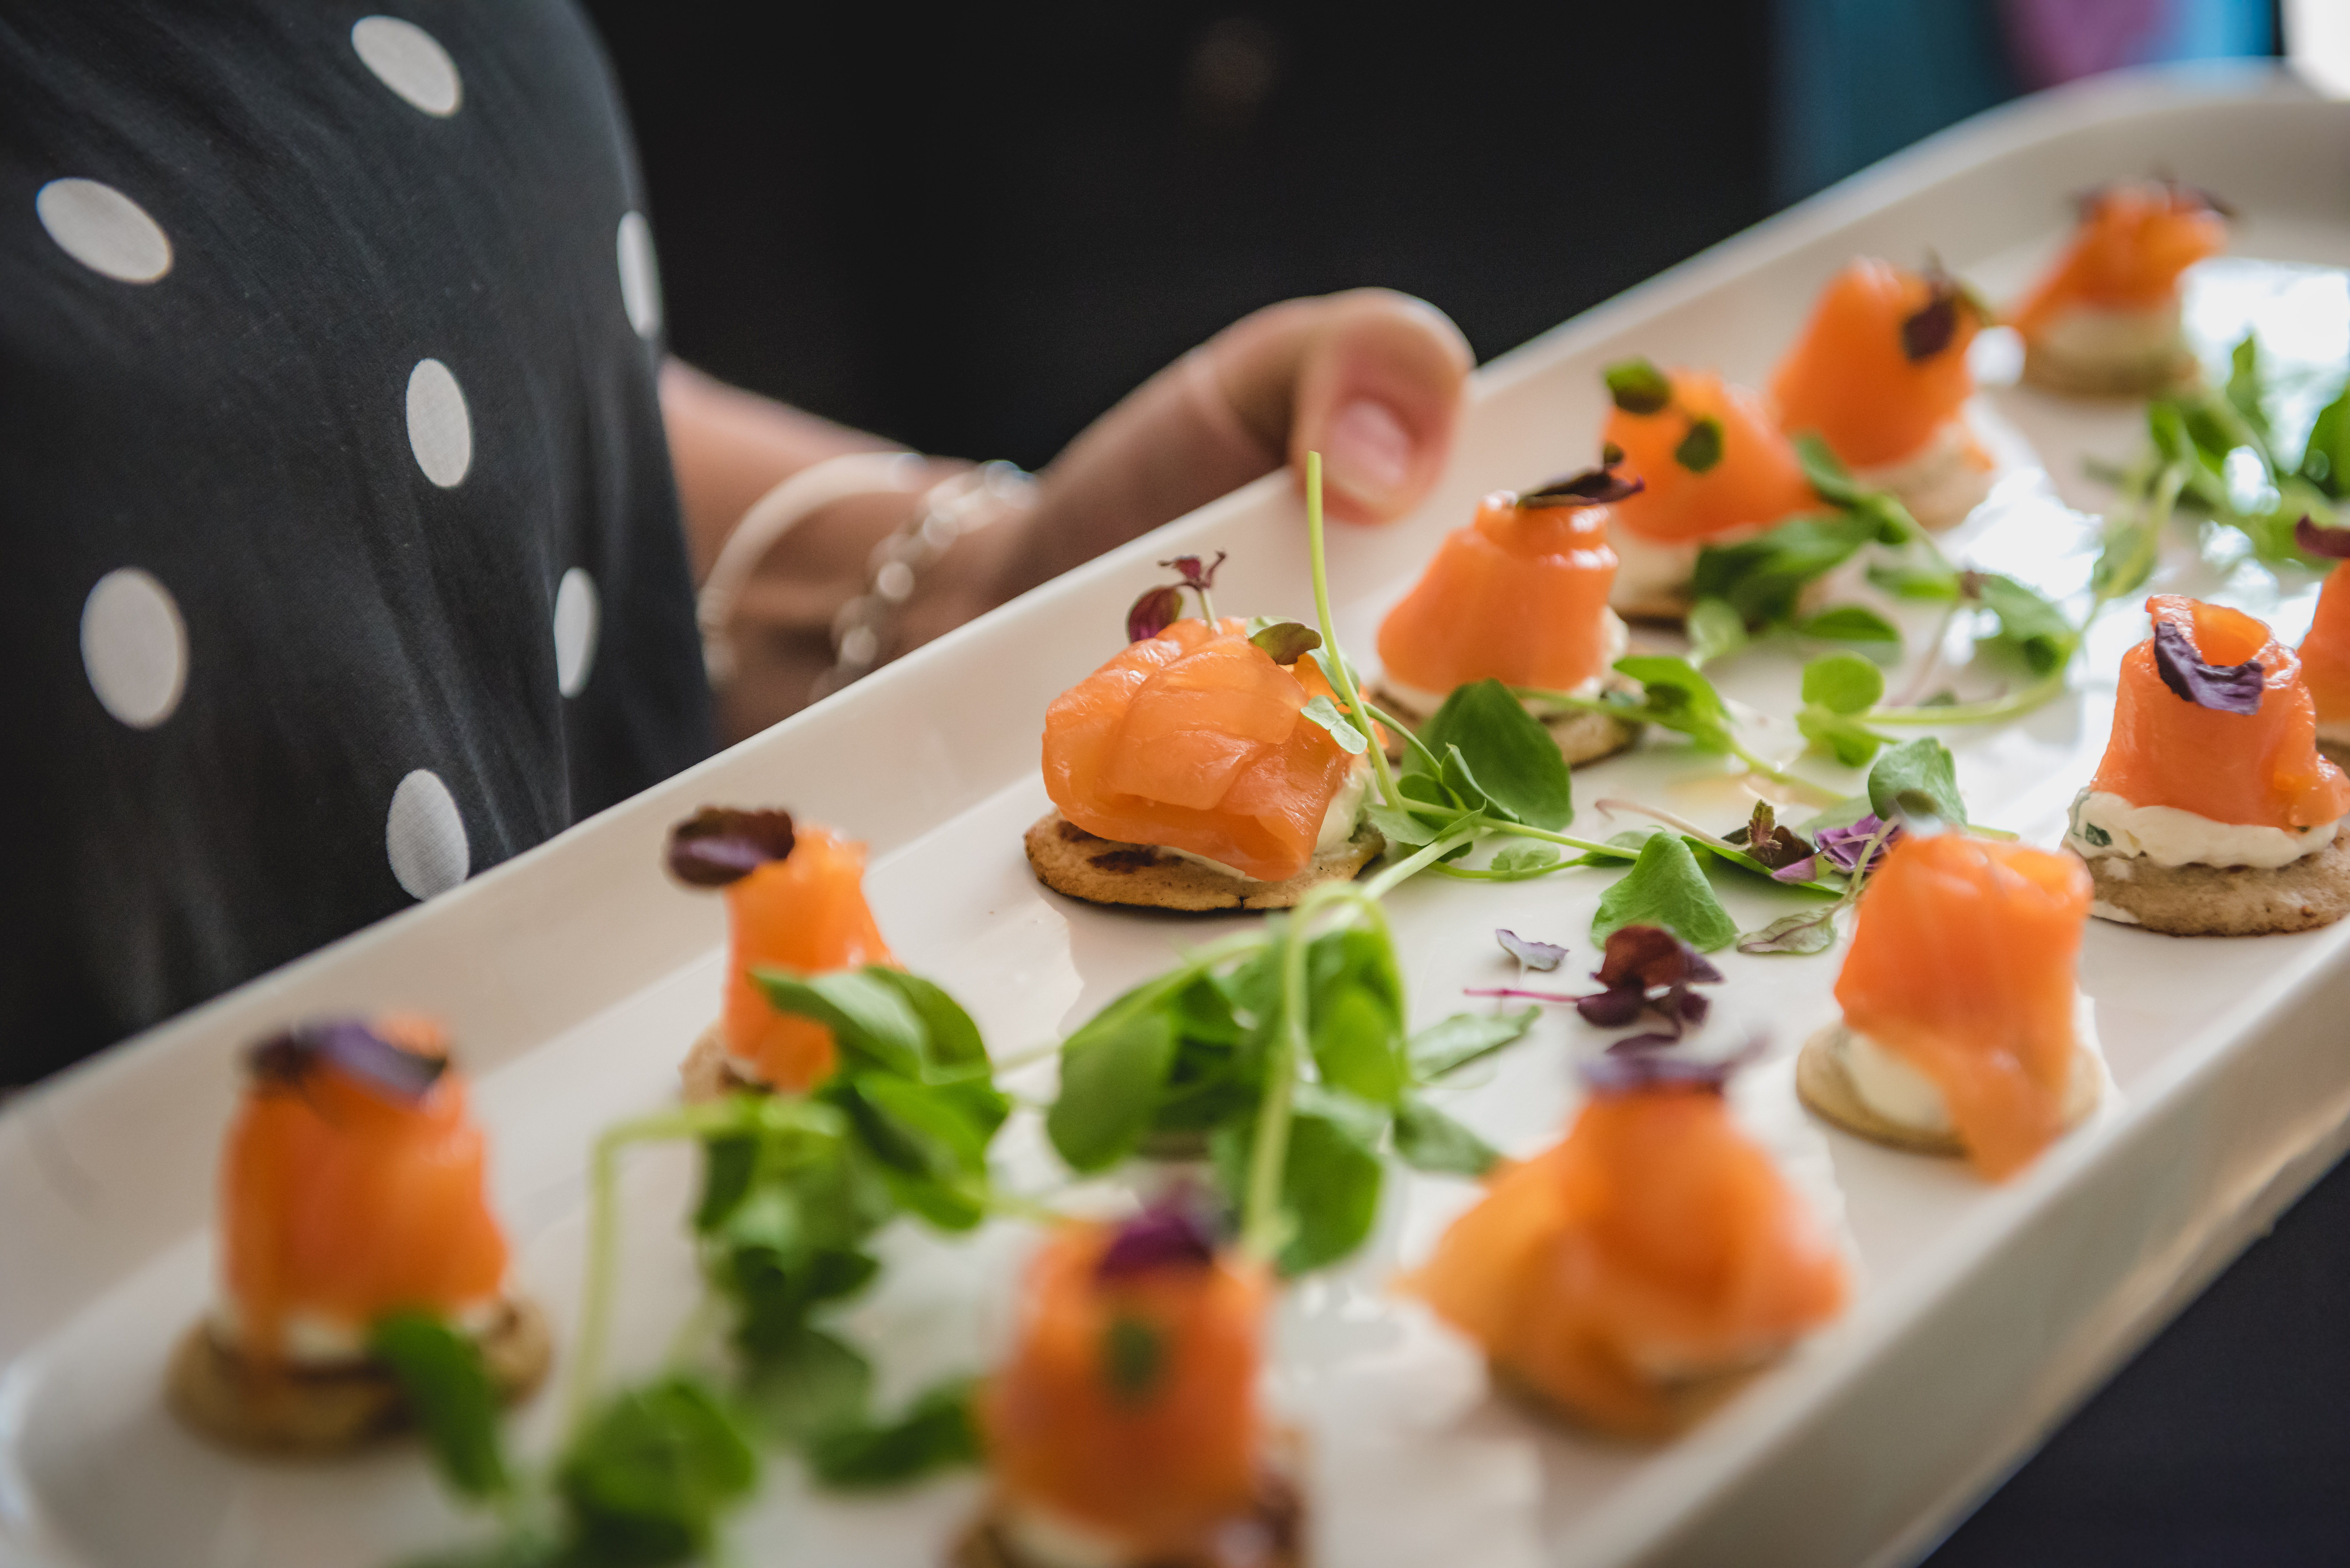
[1158, 552, 1227, 593]
[2295, 515, 2350, 560]
[1248, 621, 1323, 665]
[1496, 929, 1567, 971]
[1603, 1030, 1684, 1055]
[1594, 923, 1723, 991]
[1725, 802, 1815, 871]
[1898, 263, 1983, 364]
[2151, 619, 2264, 716]
[1517, 464, 1645, 509]
[1470, 924, 1724, 1044]
[1769, 856, 1820, 884]
[667, 807, 797, 888]
[249, 1019, 447, 1104]
[1096, 1196, 1219, 1280]
[1575, 987, 1647, 1028]
[1580, 1030, 1766, 1096]
[1812, 815, 1902, 878]
[1127, 584, 1185, 643]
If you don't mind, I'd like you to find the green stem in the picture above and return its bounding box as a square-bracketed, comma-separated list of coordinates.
[1726, 741, 1846, 805]
[1362, 698, 1445, 778]
[1241, 889, 1318, 1263]
[1304, 451, 1400, 808]
[1863, 667, 2068, 727]
[1361, 824, 1481, 898]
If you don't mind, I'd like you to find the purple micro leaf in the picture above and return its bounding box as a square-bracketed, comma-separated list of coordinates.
[1496, 928, 1568, 972]
[2151, 619, 2264, 716]
[1127, 584, 1185, 643]
[1594, 924, 1717, 993]
[1769, 855, 1822, 884]
[1517, 464, 1646, 509]
[248, 1019, 447, 1104]
[667, 807, 798, 888]
[1604, 1030, 1683, 1055]
[1574, 986, 1647, 1029]
[1733, 802, 1816, 871]
[1674, 988, 1711, 1026]
[1095, 1196, 1218, 1279]
[1579, 1053, 1732, 1095]
[2296, 516, 2350, 560]
[1900, 293, 1959, 362]
[1157, 551, 1228, 593]
[1815, 816, 1902, 878]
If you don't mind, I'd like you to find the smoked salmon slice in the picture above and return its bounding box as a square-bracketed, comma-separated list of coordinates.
[2009, 179, 2227, 338]
[1375, 482, 1623, 696]
[1603, 368, 1818, 545]
[2091, 596, 2350, 831]
[221, 1017, 509, 1360]
[2298, 569, 2350, 731]
[979, 1214, 1273, 1558]
[1833, 836, 2091, 1180]
[1770, 258, 1980, 471]
[720, 825, 895, 1091]
[1042, 617, 1364, 883]
[1410, 1080, 1847, 1440]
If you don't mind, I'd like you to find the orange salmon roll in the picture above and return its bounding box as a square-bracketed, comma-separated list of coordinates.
[2298, 565, 2350, 754]
[1412, 1073, 1847, 1440]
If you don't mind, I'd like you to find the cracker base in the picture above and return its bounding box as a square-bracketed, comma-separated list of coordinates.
[1024, 813, 1383, 912]
[1489, 1356, 1757, 1444]
[2022, 339, 2201, 399]
[2081, 837, 2350, 936]
[167, 1297, 550, 1455]
[1371, 681, 1641, 769]
[1795, 1025, 2102, 1159]
[954, 1465, 1303, 1568]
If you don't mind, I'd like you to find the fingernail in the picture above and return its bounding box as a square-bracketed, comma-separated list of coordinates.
[1324, 398, 1413, 507]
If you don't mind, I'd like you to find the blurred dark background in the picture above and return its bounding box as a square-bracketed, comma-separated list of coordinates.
[580, 3, 2325, 1562]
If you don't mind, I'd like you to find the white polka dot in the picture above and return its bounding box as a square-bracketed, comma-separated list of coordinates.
[386, 770, 469, 900]
[80, 569, 188, 728]
[36, 179, 171, 283]
[405, 358, 472, 487]
[553, 567, 600, 697]
[352, 17, 461, 117]
[616, 212, 662, 339]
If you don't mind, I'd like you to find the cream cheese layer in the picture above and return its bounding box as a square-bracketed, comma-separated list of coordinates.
[1379, 611, 1627, 721]
[1855, 419, 1991, 527]
[2034, 298, 2185, 373]
[2065, 787, 2339, 870]
[210, 1296, 504, 1366]
[1834, 996, 2099, 1139]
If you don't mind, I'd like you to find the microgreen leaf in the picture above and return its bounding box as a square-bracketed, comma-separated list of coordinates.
[1801, 651, 1885, 713]
[2301, 384, 2350, 497]
[752, 966, 929, 1080]
[1737, 907, 1841, 955]
[2226, 334, 2272, 446]
[370, 1311, 511, 1501]
[1213, 1087, 1384, 1277]
[1797, 706, 1889, 767]
[1793, 433, 1863, 506]
[1690, 510, 1884, 627]
[1674, 415, 1725, 474]
[2152, 619, 2264, 714]
[1725, 801, 1814, 870]
[803, 1379, 981, 1489]
[1973, 573, 2077, 675]
[1300, 693, 1370, 755]
[1047, 979, 1183, 1172]
[737, 1325, 873, 1445]
[1611, 654, 1735, 750]
[1685, 596, 1748, 667]
[1489, 843, 1562, 875]
[1159, 552, 1227, 593]
[1795, 605, 1902, 659]
[1415, 678, 1576, 829]
[558, 1377, 759, 1564]
[1866, 556, 1963, 601]
[1496, 928, 1567, 970]
[1590, 833, 1737, 951]
[1097, 1198, 1220, 1278]
[667, 807, 797, 888]
[1248, 620, 1323, 664]
[1407, 1007, 1540, 1080]
[1392, 1095, 1501, 1178]
[1866, 737, 1966, 831]
[1604, 357, 1674, 415]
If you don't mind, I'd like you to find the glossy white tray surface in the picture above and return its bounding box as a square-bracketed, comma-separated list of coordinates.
[7, 63, 2350, 1568]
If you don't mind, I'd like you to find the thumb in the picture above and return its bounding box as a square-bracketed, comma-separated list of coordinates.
[1211, 288, 1473, 524]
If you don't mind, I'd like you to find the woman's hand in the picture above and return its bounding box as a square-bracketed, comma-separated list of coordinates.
[980, 288, 1473, 606]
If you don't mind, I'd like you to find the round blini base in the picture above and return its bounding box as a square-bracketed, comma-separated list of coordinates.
[1024, 812, 1383, 912]
[2081, 837, 2350, 937]
[1795, 1024, 2102, 1158]
[166, 1296, 550, 1455]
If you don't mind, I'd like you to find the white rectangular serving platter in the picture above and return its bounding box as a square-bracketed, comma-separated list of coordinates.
[9, 62, 2350, 1568]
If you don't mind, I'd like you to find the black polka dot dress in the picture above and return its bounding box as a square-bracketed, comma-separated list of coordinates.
[0, 3, 714, 1081]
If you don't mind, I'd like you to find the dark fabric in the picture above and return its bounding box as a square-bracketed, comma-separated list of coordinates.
[0, 1, 711, 1081]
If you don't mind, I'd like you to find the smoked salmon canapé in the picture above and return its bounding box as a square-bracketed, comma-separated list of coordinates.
[1769, 257, 1994, 530]
[667, 807, 897, 1099]
[964, 1203, 1298, 1568]
[2063, 595, 2350, 936]
[1797, 835, 2105, 1180]
[2010, 178, 2228, 396]
[2294, 529, 2350, 770]
[1372, 462, 1641, 766]
[1409, 1052, 1849, 1441]
[1030, 566, 1383, 912]
[168, 1017, 550, 1454]
[1596, 360, 1822, 620]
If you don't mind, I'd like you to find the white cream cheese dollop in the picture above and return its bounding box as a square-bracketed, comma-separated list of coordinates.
[1856, 419, 1992, 529]
[1835, 995, 2100, 1137]
[2064, 787, 2339, 870]
[209, 1296, 504, 1366]
[1164, 759, 1372, 880]
[1378, 611, 1628, 721]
